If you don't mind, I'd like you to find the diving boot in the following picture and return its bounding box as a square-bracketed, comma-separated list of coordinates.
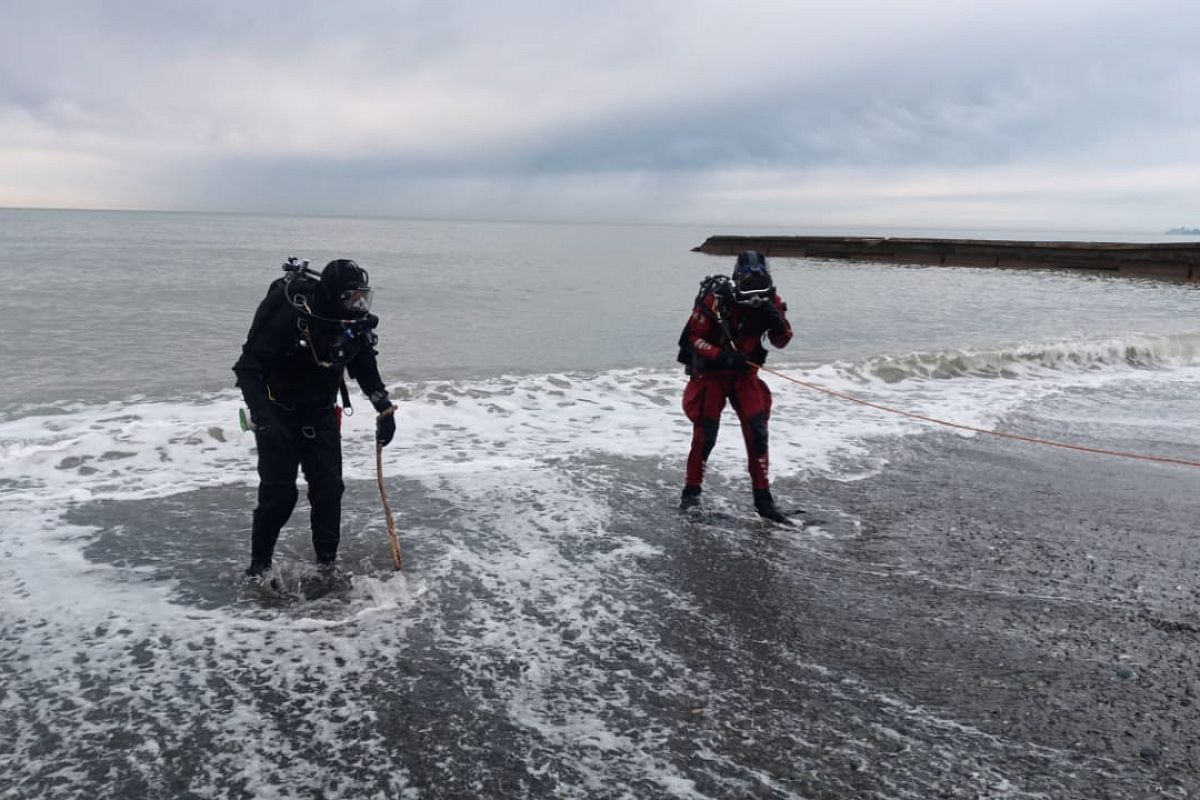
[316, 557, 340, 579]
[311, 557, 351, 596]
[753, 488, 792, 525]
[243, 559, 287, 594]
[679, 485, 702, 511]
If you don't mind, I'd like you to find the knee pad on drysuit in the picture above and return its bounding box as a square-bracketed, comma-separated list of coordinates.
[697, 417, 720, 458]
[745, 412, 769, 457]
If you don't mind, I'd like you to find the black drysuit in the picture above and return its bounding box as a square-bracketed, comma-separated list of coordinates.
[233, 282, 388, 569]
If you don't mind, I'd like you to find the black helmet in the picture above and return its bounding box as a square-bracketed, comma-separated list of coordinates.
[319, 259, 373, 318]
[731, 250, 774, 307]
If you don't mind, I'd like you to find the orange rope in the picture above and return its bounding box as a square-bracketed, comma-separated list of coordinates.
[756, 364, 1200, 469]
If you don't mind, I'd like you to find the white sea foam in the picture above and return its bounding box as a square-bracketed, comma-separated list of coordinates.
[4, 330, 1197, 509]
[1, 507, 427, 797]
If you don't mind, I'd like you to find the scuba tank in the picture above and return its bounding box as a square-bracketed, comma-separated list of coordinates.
[676, 275, 736, 371]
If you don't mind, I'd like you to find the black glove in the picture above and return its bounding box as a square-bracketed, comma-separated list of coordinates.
[762, 302, 787, 336]
[376, 408, 396, 447]
[369, 389, 396, 446]
[710, 350, 749, 372]
[240, 381, 289, 439]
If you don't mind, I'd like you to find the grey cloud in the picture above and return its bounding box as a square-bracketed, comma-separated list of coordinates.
[409, 40, 1200, 177]
[2, 0, 1200, 227]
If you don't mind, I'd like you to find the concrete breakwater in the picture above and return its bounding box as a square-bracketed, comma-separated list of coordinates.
[694, 235, 1200, 281]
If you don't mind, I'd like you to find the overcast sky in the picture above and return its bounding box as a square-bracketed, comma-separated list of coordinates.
[3, 0, 1199, 231]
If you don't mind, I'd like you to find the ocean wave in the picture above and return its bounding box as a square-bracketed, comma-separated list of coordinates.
[834, 331, 1200, 385]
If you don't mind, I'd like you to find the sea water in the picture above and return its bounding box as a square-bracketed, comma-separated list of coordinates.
[1, 209, 1198, 798]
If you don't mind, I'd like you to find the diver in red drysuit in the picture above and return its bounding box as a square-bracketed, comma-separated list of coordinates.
[678, 250, 792, 522]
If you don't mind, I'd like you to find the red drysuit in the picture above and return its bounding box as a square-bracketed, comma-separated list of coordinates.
[681, 290, 792, 490]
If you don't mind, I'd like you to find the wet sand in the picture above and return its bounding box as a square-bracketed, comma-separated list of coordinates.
[711, 427, 1200, 797]
[27, 429, 1200, 799]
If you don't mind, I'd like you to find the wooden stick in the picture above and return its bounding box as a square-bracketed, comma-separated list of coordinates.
[374, 438, 403, 568]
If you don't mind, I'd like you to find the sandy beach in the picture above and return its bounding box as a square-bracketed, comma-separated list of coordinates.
[739, 426, 1200, 796]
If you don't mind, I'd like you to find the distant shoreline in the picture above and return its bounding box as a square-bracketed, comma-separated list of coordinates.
[694, 235, 1200, 282]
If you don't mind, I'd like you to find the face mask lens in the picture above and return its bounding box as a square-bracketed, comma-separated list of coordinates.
[340, 287, 372, 314]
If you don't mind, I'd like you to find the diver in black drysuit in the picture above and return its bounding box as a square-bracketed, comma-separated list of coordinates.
[233, 259, 396, 577]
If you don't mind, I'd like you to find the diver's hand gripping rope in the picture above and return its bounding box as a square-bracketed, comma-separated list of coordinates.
[375, 405, 403, 570]
[754, 363, 1200, 469]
